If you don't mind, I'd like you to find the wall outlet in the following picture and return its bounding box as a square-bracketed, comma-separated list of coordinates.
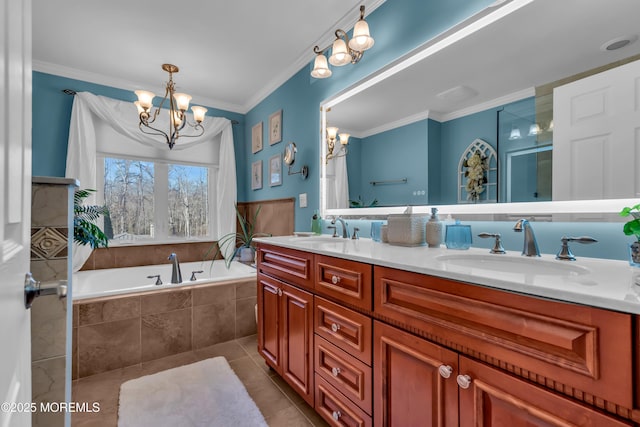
[299, 193, 308, 208]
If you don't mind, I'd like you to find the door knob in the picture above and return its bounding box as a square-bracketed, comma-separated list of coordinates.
[24, 273, 67, 309]
[438, 364, 453, 379]
[456, 374, 472, 389]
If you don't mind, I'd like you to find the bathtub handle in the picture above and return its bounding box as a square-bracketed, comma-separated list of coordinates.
[190, 270, 204, 281]
[147, 275, 162, 286]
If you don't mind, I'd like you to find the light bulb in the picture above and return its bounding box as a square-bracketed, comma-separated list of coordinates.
[191, 106, 207, 123]
[173, 93, 192, 111]
[339, 133, 350, 145]
[329, 38, 351, 66]
[311, 54, 332, 79]
[135, 90, 155, 109]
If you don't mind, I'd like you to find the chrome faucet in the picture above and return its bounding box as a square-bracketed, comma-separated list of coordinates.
[513, 219, 540, 257]
[168, 253, 182, 283]
[331, 217, 349, 238]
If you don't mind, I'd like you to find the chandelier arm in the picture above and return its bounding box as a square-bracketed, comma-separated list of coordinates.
[139, 122, 171, 144]
[313, 44, 331, 55]
[169, 124, 205, 140]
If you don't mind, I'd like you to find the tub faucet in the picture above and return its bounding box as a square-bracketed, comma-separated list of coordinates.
[513, 219, 540, 257]
[331, 216, 349, 239]
[168, 253, 182, 283]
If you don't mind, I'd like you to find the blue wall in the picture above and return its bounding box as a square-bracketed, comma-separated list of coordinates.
[32, 71, 244, 179]
[354, 121, 429, 207]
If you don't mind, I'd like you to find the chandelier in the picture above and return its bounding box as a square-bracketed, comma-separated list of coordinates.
[326, 125, 350, 163]
[311, 5, 375, 79]
[134, 64, 207, 149]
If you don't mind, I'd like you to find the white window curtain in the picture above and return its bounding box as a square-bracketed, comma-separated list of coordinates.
[65, 91, 237, 272]
[326, 154, 349, 209]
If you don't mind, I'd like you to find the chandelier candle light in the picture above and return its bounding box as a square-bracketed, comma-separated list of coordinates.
[311, 5, 375, 79]
[135, 64, 207, 149]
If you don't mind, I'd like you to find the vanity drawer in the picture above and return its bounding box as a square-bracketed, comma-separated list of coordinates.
[257, 244, 314, 291]
[373, 265, 634, 409]
[315, 255, 372, 311]
[315, 374, 372, 427]
[315, 296, 372, 365]
[315, 336, 372, 415]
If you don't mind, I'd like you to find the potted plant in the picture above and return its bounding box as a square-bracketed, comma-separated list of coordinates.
[207, 204, 270, 267]
[74, 189, 110, 249]
[620, 203, 640, 265]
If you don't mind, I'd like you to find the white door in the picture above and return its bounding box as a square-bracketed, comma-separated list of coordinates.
[553, 59, 640, 200]
[0, 0, 33, 426]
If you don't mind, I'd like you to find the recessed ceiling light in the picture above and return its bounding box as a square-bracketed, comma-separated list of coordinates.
[600, 35, 638, 51]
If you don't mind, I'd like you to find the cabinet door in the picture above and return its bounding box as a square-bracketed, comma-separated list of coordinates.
[458, 357, 632, 427]
[257, 273, 281, 370]
[281, 283, 314, 405]
[374, 321, 458, 427]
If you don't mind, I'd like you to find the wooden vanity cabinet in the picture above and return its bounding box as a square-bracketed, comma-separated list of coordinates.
[257, 266, 314, 405]
[257, 243, 638, 426]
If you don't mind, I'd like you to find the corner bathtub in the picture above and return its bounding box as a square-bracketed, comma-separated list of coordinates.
[72, 260, 256, 300]
[72, 260, 258, 379]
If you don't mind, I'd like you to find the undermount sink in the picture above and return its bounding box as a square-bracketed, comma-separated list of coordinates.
[435, 253, 590, 277]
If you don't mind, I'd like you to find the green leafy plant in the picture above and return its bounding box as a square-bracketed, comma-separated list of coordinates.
[74, 189, 110, 249]
[206, 204, 271, 267]
[349, 196, 378, 208]
[620, 203, 640, 241]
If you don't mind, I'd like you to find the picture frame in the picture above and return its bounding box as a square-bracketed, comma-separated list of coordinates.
[252, 122, 263, 154]
[251, 160, 262, 190]
[269, 110, 282, 145]
[269, 153, 282, 187]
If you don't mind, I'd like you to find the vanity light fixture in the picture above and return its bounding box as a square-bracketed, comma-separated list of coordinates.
[311, 5, 374, 79]
[508, 124, 522, 140]
[326, 126, 349, 163]
[528, 123, 542, 136]
[135, 64, 207, 150]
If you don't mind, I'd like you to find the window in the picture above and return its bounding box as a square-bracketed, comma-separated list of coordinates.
[100, 156, 213, 244]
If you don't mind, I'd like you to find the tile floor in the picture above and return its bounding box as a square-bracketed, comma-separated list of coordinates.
[71, 335, 329, 427]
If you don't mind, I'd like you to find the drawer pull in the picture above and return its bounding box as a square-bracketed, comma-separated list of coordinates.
[438, 364, 453, 379]
[456, 374, 472, 389]
[331, 275, 341, 285]
[332, 410, 342, 421]
[331, 323, 341, 333]
[277, 288, 283, 296]
[331, 367, 341, 377]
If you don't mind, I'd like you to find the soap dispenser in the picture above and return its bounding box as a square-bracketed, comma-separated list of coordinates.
[426, 207, 443, 248]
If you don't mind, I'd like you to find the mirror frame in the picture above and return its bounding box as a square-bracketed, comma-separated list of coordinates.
[319, 0, 635, 221]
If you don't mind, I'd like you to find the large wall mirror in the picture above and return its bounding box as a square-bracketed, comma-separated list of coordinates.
[320, 0, 640, 220]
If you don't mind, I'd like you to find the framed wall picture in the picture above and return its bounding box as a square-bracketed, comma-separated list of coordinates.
[269, 153, 282, 186]
[252, 122, 263, 154]
[269, 110, 282, 145]
[251, 160, 262, 190]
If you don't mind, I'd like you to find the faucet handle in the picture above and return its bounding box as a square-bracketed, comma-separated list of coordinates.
[478, 232, 506, 254]
[556, 236, 598, 261]
[327, 225, 338, 238]
[351, 227, 360, 240]
[147, 275, 162, 286]
[190, 270, 204, 281]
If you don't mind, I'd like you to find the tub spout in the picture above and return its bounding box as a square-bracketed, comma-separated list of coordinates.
[168, 253, 182, 284]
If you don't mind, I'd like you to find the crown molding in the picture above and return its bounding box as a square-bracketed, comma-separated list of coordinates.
[33, 60, 246, 114]
[438, 87, 534, 122]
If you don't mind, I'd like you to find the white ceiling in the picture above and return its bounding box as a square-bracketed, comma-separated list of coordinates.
[329, 0, 640, 136]
[32, 0, 382, 113]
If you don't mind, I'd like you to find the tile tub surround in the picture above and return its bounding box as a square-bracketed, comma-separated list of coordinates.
[73, 278, 257, 379]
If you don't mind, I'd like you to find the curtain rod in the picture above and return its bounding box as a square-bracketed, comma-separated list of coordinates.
[61, 89, 240, 124]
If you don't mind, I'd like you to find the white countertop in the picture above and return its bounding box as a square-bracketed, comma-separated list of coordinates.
[255, 235, 640, 315]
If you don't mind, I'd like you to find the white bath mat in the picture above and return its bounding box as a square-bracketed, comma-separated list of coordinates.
[118, 357, 267, 427]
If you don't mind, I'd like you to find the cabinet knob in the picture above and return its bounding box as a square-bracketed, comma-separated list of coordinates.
[332, 410, 342, 421]
[277, 288, 282, 296]
[331, 275, 341, 285]
[331, 367, 341, 377]
[331, 323, 341, 333]
[456, 374, 472, 389]
[438, 364, 453, 379]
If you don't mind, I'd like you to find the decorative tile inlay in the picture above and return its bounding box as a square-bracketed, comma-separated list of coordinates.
[31, 227, 68, 260]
